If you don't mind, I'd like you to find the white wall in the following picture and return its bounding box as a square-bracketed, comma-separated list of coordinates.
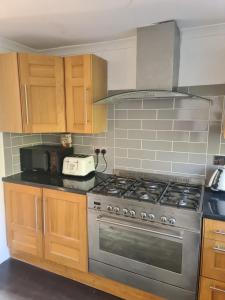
[41, 23, 225, 89]
[0, 133, 8, 263]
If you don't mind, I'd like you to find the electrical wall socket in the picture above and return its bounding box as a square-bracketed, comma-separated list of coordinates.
[213, 156, 225, 166]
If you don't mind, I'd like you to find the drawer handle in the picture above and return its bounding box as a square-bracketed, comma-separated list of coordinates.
[210, 286, 225, 294]
[213, 246, 225, 253]
[214, 230, 225, 236]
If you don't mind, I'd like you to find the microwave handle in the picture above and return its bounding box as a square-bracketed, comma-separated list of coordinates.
[97, 215, 183, 240]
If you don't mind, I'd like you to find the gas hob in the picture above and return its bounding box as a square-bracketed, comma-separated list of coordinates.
[88, 173, 204, 231]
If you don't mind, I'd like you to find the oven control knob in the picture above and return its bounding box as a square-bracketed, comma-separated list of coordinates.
[140, 212, 147, 220]
[148, 214, 155, 221]
[107, 205, 113, 212]
[160, 216, 167, 223]
[168, 218, 176, 225]
[113, 207, 120, 214]
[129, 210, 136, 217]
[122, 208, 129, 216]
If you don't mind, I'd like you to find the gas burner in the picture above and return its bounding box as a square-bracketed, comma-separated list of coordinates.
[108, 188, 120, 194]
[124, 179, 167, 202]
[160, 182, 202, 210]
[91, 175, 136, 197]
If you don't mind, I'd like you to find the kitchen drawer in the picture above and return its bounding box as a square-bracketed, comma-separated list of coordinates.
[199, 276, 225, 300]
[202, 238, 225, 282]
[204, 219, 225, 242]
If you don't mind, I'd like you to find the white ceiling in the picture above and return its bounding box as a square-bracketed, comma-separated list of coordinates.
[0, 0, 225, 49]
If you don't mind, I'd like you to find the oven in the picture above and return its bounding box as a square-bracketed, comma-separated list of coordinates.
[88, 208, 201, 300]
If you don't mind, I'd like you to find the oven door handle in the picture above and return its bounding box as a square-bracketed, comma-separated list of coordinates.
[96, 216, 183, 240]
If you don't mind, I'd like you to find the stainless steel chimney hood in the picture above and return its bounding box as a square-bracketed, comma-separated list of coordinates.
[95, 21, 210, 104]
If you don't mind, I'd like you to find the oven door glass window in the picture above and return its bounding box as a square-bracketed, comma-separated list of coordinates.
[99, 222, 182, 274]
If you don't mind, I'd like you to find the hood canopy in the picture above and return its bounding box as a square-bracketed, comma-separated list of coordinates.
[95, 90, 211, 105]
[95, 21, 211, 105]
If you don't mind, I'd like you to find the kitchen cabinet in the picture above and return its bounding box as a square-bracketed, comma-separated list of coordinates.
[199, 218, 225, 299]
[65, 54, 107, 133]
[4, 183, 87, 272]
[43, 188, 88, 272]
[4, 183, 43, 257]
[0, 53, 66, 133]
[0, 53, 107, 134]
[3, 182, 162, 300]
[199, 277, 225, 300]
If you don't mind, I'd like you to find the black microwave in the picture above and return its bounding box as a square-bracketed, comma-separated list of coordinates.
[20, 145, 73, 175]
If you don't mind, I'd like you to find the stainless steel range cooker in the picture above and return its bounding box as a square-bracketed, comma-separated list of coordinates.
[87, 171, 204, 300]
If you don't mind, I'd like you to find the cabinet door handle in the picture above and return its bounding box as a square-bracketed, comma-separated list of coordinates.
[43, 197, 46, 235]
[213, 246, 225, 253]
[34, 196, 38, 232]
[210, 286, 225, 294]
[24, 84, 29, 124]
[84, 88, 88, 125]
[214, 230, 225, 236]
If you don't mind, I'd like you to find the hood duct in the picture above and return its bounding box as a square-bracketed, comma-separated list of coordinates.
[95, 21, 210, 104]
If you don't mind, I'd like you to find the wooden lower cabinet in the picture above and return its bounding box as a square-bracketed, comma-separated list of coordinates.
[202, 238, 225, 282]
[199, 219, 225, 300]
[4, 182, 162, 300]
[4, 183, 43, 258]
[43, 188, 88, 272]
[199, 276, 225, 300]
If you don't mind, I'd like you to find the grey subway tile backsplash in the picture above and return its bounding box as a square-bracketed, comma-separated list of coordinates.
[158, 109, 209, 120]
[142, 140, 172, 151]
[156, 131, 189, 141]
[142, 120, 173, 130]
[141, 160, 171, 172]
[115, 139, 141, 149]
[115, 120, 141, 129]
[115, 157, 141, 169]
[207, 122, 221, 154]
[115, 100, 142, 110]
[173, 142, 207, 153]
[143, 99, 174, 109]
[188, 153, 207, 164]
[128, 149, 155, 160]
[3, 95, 225, 180]
[128, 130, 156, 140]
[172, 163, 206, 176]
[156, 151, 188, 163]
[189, 132, 208, 143]
[115, 110, 127, 119]
[174, 121, 208, 131]
[127, 110, 156, 120]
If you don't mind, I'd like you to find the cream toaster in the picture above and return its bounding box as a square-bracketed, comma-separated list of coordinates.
[62, 155, 95, 176]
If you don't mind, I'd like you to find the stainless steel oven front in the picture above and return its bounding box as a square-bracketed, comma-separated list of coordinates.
[88, 209, 201, 300]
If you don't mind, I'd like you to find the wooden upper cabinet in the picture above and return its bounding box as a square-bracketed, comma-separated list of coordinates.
[43, 188, 88, 272]
[0, 53, 66, 133]
[4, 183, 43, 258]
[65, 54, 107, 133]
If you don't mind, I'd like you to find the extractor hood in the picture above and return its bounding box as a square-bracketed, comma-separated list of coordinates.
[95, 21, 210, 104]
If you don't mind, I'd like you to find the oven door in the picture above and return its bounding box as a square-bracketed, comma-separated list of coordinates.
[88, 210, 201, 291]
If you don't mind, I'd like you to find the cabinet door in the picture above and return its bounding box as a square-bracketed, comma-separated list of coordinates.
[65, 55, 93, 133]
[18, 53, 66, 133]
[43, 189, 88, 272]
[204, 219, 225, 243]
[4, 183, 43, 257]
[199, 276, 225, 300]
[202, 238, 225, 282]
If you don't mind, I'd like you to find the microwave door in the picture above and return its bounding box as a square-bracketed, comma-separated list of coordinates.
[32, 151, 49, 172]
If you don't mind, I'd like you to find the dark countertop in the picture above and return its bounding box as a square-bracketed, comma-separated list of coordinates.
[2, 171, 110, 195]
[203, 187, 225, 221]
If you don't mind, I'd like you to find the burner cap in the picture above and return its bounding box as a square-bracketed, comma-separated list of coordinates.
[108, 188, 119, 194]
[140, 193, 150, 200]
